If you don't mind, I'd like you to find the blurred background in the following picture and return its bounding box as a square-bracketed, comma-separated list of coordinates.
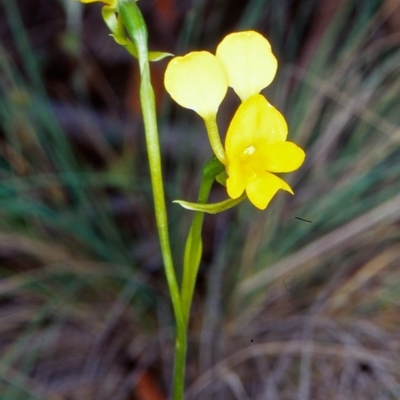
[1, 0, 400, 399]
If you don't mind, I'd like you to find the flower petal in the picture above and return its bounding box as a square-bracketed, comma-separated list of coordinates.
[261, 141, 306, 172]
[164, 52, 228, 119]
[226, 161, 246, 199]
[216, 31, 277, 101]
[246, 172, 293, 210]
[225, 94, 288, 159]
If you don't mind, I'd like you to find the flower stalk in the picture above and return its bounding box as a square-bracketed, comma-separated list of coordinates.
[204, 117, 227, 165]
[180, 157, 225, 324]
[118, 2, 186, 398]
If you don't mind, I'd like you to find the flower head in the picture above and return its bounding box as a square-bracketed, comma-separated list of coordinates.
[225, 95, 305, 210]
[164, 30, 306, 211]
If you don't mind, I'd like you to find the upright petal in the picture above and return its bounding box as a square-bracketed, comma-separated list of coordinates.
[216, 31, 277, 101]
[164, 52, 228, 119]
[225, 95, 288, 159]
[246, 172, 293, 210]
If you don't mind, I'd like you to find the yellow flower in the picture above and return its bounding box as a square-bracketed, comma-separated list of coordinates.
[225, 95, 305, 210]
[164, 30, 277, 119]
[165, 31, 305, 210]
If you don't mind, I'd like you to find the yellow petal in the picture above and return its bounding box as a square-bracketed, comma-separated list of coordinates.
[164, 52, 228, 119]
[261, 141, 306, 172]
[246, 172, 293, 210]
[225, 95, 288, 160]
[226, 161, 246, 199]
[216, 31, 277, 101]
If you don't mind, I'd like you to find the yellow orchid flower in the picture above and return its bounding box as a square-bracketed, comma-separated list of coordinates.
[225, 95, 305, 210]
[165, 31, 305, 210]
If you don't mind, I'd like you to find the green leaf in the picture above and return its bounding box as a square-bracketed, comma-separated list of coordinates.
[149, 51, 174, 62]
[174, 195, 246, 214]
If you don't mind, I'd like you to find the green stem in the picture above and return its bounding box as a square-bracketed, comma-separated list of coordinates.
[180, 180, 211, 323]
[204, 116, 227, 165]
[181, 158, 225, 324]
[119, 2, 186, 399]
